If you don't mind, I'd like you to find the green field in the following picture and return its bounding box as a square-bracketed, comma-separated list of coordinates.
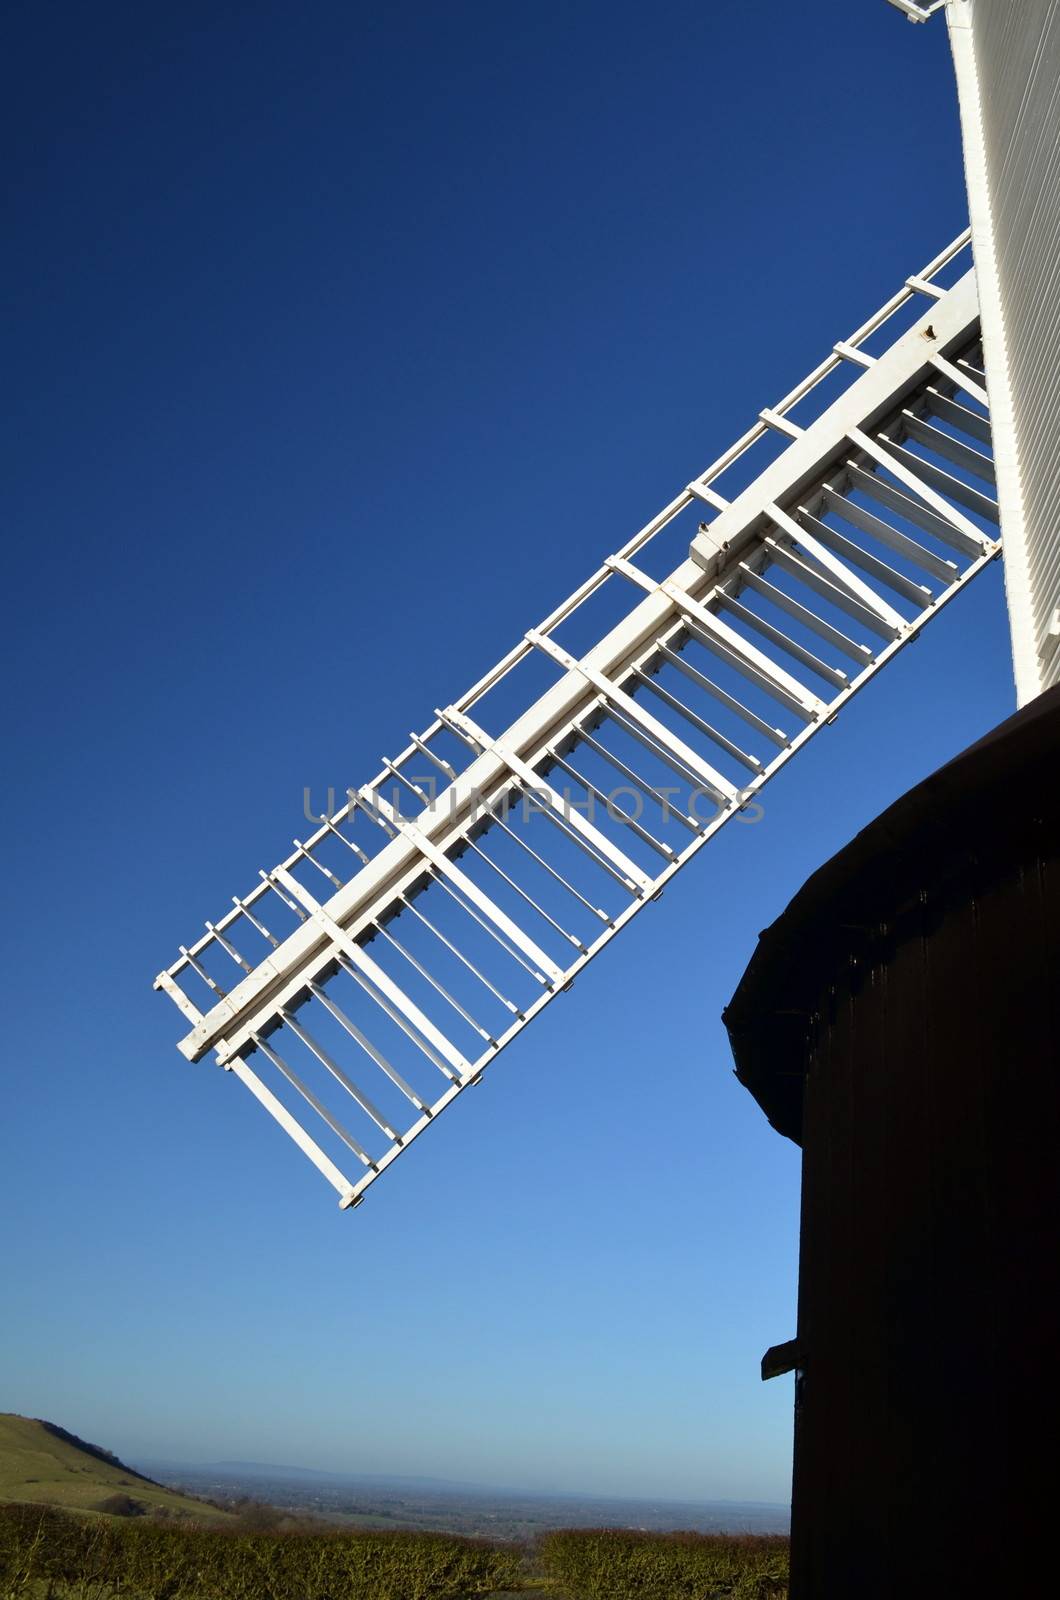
[0, 1415, 232, 1523]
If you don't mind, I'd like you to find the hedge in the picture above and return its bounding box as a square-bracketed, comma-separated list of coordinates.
[0, 1501, 523, 1599]
[538, 1527, 788, 1599]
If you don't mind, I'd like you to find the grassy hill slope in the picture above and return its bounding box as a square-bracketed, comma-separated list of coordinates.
[0, 1414, 232, 1521]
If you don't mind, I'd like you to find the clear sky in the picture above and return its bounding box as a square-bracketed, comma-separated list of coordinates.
[2, 1, 1015, 1506]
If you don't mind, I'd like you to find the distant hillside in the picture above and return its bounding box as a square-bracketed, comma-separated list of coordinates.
[0, 1414, 233, 1521]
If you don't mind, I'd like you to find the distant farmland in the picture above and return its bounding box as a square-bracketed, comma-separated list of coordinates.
[138, 1458, 790, 1542]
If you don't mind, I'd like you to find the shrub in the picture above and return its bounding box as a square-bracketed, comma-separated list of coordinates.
[538, 1527, 789, 1599]
[94, 1493, 148, 1517]
[0, 1501, 524, 1599]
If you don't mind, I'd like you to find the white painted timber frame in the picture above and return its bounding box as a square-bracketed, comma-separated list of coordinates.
[156, 232, 1001, 1209]
[888, 0, 1060, 699]
[944, 0, 1060, 701]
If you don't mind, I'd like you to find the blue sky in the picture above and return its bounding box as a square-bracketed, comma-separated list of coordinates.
[2, 1, 1015, 1505]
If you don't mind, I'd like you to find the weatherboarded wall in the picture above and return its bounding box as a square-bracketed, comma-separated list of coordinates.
[725, 686, 1060, 1598]
[948, 0, 1060, 702]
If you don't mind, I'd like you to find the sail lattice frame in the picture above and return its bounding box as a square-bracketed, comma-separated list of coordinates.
[156, 231, 1001, 1208]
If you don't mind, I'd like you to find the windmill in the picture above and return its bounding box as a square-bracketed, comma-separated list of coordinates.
[153, 0, 1057, 1213]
